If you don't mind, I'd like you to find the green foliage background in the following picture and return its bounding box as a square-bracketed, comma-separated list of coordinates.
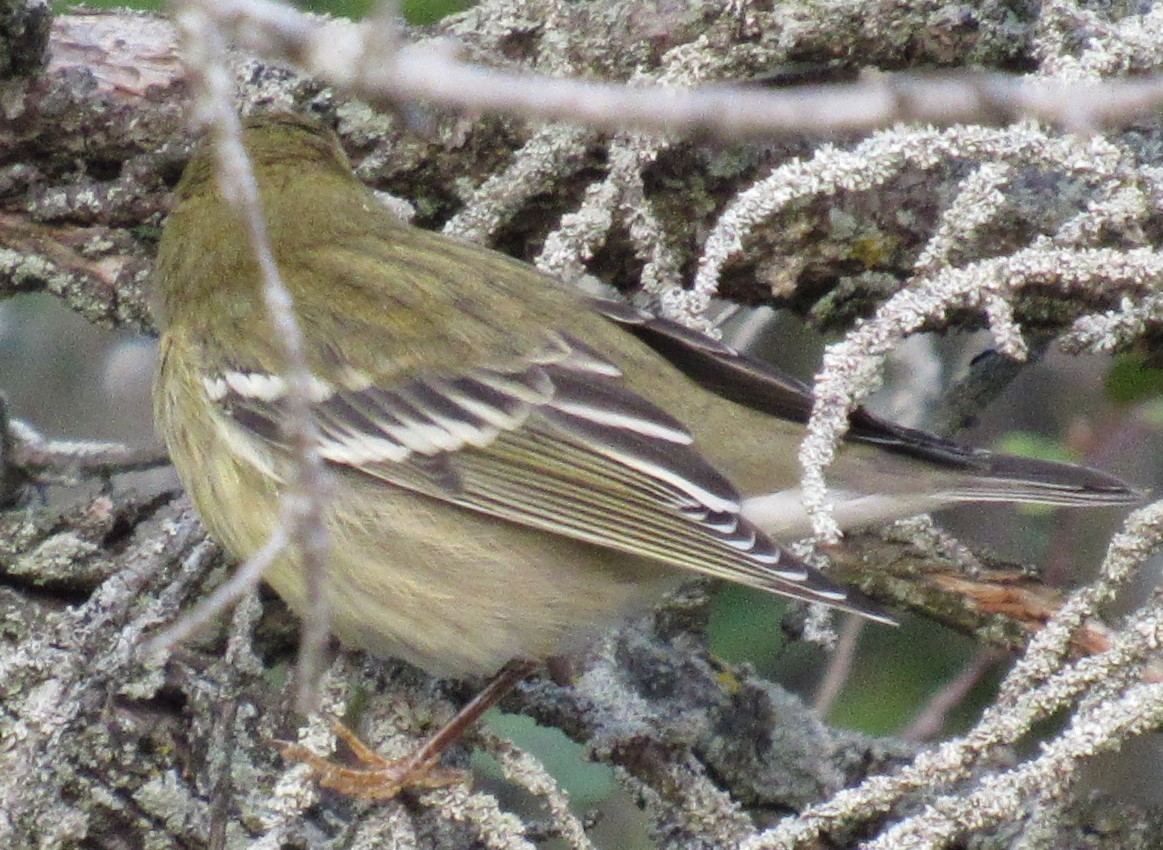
[54, 0, 471, 24]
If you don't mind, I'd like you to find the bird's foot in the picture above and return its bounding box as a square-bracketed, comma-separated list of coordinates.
[277, 661, 538, 800]
[277, 719, 467, 800]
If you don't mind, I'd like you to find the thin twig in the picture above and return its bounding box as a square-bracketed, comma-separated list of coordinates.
[143, 516, 288, 653]
[195, 0, 1163, 138]
[901, 649, 1007, 743]
[812, 614, 865, 717]
[170, 1, 333, 712]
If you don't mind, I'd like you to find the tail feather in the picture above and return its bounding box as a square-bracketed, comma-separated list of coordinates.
[847, 416, 1143, 507]
[940, 452, 1145, 507]
[743, 451, 1143, 540]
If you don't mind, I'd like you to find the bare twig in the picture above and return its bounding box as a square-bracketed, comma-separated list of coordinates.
[165, 2, 333, 712]
[812, 614, 866, 717]
[192, 0, 1163, 138]
[143, 505, 288, 654]
[902, 649, 1007, 743]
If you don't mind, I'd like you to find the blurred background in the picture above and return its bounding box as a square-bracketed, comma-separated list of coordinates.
[14, 1, 1163, 846]
[50, 0, 473, 24]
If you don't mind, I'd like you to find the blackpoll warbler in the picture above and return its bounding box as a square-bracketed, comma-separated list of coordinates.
[152, 113, 1139, 797]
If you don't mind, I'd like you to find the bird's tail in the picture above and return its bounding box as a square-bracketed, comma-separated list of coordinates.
[743, 448, 1143, 540]
[934, 450, 1145, 507]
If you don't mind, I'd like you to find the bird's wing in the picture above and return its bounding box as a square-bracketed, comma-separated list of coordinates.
[203, 329, 887, 619]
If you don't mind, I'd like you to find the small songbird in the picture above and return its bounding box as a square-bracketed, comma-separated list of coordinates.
[152, 112, 1139, 797]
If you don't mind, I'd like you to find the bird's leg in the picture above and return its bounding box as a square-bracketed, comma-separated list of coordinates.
[276, 659, 537, 800]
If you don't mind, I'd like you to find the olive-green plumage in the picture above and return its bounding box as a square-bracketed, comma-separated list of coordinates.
[153, 113, 1139, 678]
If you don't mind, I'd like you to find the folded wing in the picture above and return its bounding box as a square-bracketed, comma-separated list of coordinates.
[205, 328, 889, 621]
